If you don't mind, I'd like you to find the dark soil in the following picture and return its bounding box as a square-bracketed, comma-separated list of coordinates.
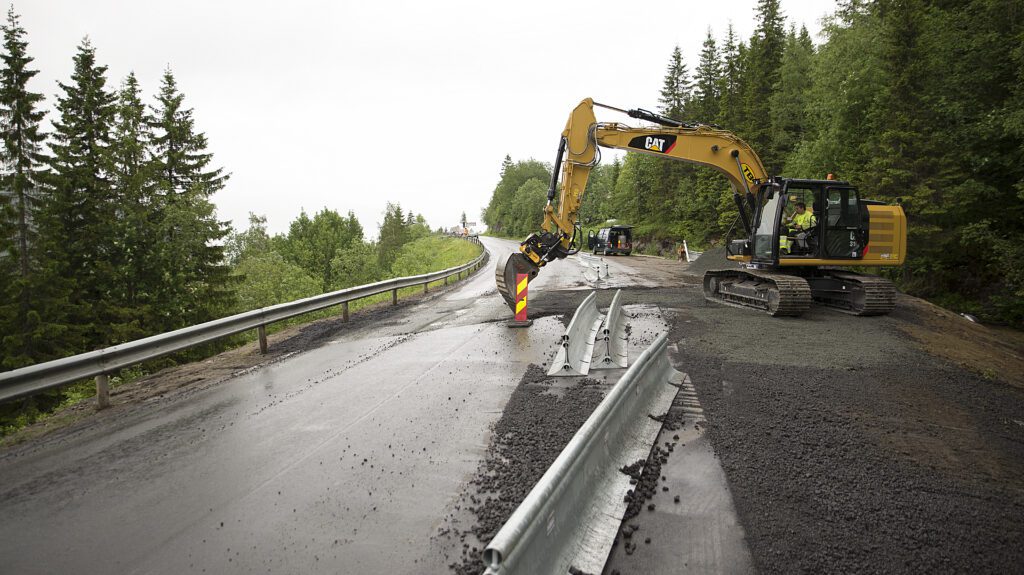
[444, 364, 605, 575]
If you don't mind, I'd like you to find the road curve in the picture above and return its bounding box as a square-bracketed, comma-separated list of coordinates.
[0, 237, 591, 574]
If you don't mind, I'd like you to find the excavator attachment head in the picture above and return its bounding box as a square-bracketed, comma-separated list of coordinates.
[495, 252, 540, 311]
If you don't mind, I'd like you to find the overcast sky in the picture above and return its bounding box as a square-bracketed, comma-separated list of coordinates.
[21, 0, 837, 237]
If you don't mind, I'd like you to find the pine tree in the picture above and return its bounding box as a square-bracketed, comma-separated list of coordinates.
[46, 37, 118, 348]
[149, 68, 233, 331]
[693, 29, 721, 123]
[0, 7, 62, 369]
[658, 45, 691, 119]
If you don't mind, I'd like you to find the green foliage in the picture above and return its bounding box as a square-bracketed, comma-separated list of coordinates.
[225, 213, 272, 265]
[273, 208, 363, 291]
[770, 26, 814, 165]
[742, 0, 787, 171]
[331, 239, 381, 289]
[659, 45, 691, 118]
[46, 37, 118, 348]
[390, 236, 481, 277]
[482, 0, 1024, 325]
[482, 156, 551, 234]
[693, 30, 721, 122]
[232, 251, 321, 312]
[148, 68, 234, 332]
[0, 6, 54, 370]
[377, 202, 409, 270]
[506, 178, 548, 237]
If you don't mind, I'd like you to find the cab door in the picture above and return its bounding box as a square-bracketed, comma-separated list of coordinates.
[823, 186, 869, 258]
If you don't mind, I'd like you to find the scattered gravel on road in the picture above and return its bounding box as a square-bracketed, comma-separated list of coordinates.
[442, 365, 605, 575]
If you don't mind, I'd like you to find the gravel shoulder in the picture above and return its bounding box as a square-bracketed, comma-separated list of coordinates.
[440, 251, 1024, 573]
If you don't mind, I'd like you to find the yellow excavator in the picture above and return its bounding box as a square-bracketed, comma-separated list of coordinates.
[496, 98, 907, 316]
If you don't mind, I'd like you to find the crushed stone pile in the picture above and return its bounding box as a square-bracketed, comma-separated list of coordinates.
[683, 246, 736, 276]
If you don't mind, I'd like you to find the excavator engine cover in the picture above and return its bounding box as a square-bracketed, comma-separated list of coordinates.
[496, 252, 540, 311]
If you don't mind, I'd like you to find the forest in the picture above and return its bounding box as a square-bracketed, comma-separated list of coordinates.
[483, 0, 1024, 327]
[0, 8, 478, 432]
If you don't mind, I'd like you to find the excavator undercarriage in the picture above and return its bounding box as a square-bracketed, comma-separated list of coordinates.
[702, 268, 897, 317]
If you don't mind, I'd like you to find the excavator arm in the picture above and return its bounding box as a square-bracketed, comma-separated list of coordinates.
[496, 97, 770, 310]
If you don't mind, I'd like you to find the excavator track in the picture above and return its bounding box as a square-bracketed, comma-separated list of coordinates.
[807, 271, 896, 316]
[702, 269, 812, 317]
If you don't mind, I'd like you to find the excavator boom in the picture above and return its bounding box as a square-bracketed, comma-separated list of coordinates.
[496, 97, 906, 317]
[495, 98, 769, 309]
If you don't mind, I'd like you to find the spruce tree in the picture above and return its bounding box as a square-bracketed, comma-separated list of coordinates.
[109, 72, 159, 341]
[693, 29, 721, 123]
[149, 68, 233, 330]
[743, 0, 787, 171]
[0, 7, 62, 369]
[718, 24, 746, 129]
[770, 26, 815, 169]
[377, 202, 408, 270]
[658, 45, 691, 119]
[655, 46, 695, 239]
[46, 37, 118, 349]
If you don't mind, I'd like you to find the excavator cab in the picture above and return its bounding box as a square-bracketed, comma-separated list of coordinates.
[745, 179, 869, 266]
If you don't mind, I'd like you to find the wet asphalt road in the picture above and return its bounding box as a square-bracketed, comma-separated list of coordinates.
[5, 238, 1016, 575]
[0, 238, 700, 575]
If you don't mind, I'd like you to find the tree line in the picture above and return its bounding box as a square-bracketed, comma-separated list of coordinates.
[484, 0, 1024, 326]
[0, 8, 476, 431]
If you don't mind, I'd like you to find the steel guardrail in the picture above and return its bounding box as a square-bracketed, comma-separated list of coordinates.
[578, 253, 609, 280]
[0, 240, 487, 404]
[483, 333, 682, 574]
[547, 291, 603, 377]
[592, 289, 627, 369]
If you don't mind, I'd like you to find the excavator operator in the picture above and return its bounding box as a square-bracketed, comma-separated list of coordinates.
[788, 202, 816, 232]
[781, 202, 816, 255]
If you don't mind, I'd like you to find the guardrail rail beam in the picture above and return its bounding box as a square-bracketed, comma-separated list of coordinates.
[484, 333, 682, 574]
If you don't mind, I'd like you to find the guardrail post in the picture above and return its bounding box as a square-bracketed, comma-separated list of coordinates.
[95, 374, 110, 409]
[423, 281, 428, 294]
[392, 288, 398, 305]
[257, 325, 268, 354]
[444, 275, 448, 286]
[342, 301, 349, 322]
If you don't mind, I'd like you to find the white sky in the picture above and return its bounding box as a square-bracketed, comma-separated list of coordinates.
[20, 0, 837, 237]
